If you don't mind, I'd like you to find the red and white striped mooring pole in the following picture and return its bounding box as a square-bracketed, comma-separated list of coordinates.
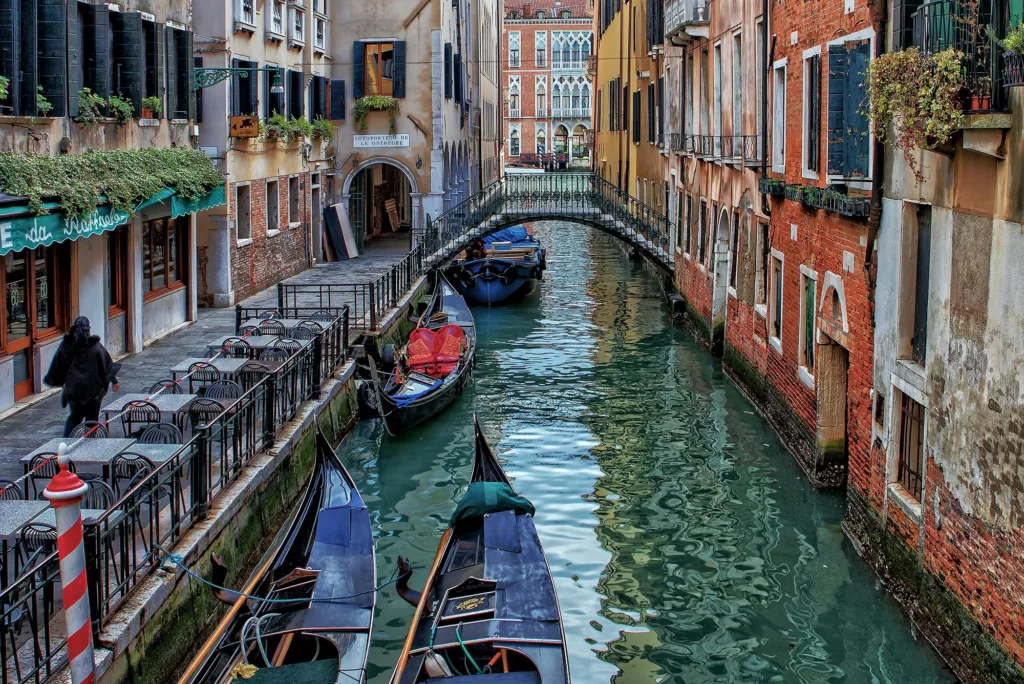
[43, 442, 95, 684]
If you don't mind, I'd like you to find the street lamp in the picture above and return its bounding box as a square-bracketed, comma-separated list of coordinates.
[193, 66, 287, 92]
[270, 70, 284, 95]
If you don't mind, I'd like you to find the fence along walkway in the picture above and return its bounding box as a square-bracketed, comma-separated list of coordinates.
[414, 172, 674, 273]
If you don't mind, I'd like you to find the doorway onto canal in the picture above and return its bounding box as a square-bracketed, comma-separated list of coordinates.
[344, 158, 416, 254]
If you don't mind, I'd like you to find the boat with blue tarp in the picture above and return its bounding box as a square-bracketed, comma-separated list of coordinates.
[178, 418, 375, 684]
[446, 226, 546, 305]
[389, 416, 570, 683]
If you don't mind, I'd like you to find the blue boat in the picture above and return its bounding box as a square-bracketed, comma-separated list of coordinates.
[446, 226, 546, 305]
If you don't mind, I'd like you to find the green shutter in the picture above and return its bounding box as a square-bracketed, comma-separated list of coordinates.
[826, 45, 847, 176]
[18, 0, 37, 115]
[113, 11, 144, 113]
[67, 0, 81, 117]
[805, 277, 815, 367]
[845, 40, 871, 178]
[0, 0, 20, 113]
[231, 57, 242, 116]
[164, 25, 177, 118]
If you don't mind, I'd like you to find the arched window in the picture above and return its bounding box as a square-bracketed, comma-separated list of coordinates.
[536, 84, 547, 115]
[582, 84, 591, 112]
[552, 40, 562, 68]
[571, 85, 581, 110]
[571, 40, 581, 65]
[510, 128, 520, 156]
[536, 127, 546, 154]
[552, 84, 561, 112]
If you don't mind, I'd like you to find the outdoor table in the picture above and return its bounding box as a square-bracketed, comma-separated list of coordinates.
[206, 336, 311, 356]
[130, 444, 184, 467]
[31, 508, 109, 527]
[0, 500, 48, 589]
[100, 393, 200, 434]
[21, 438, 137, 485]
[169, 357, 251, 385]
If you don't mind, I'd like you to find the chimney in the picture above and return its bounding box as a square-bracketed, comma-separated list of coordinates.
[524, 2, 533, 16]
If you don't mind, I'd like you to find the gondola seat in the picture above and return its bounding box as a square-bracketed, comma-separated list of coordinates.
[406, 325, 466, 377]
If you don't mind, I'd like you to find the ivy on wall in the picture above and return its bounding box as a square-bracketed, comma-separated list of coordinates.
[0, 147, 224, 217]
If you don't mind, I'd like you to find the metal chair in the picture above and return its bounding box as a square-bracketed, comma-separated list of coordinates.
[259, 310, 282, 320]
[289, 324, 319, 341]
[138, 422, 183, 445]
[188, 398, 224, 428]
[258, 319, 286, 336]
[237, 362, 271, 391]
[272, 337, 302, 351]
[238, 324, 259, 336]
[0, 479, 23, 500]
[149, 379, 183, 395]
[69, 420, 109, 439]
[260, 347, 290, 362]
[188, 362, 221, 393]
[121, 400, 161, 438]
[220, 337, 252, 359]
[111, 452, 155, 498]
[17, 523, 57, 574]
[27, 453, 74, 498]
[204, 380, 242, 400]
[309, 310, 336, 322]
[82, 480, 115, 511]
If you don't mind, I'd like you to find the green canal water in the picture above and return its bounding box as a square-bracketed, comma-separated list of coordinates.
[340, 223, 954, 683]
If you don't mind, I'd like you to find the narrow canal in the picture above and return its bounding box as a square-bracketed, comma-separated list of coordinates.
[340, 222, 954, 683]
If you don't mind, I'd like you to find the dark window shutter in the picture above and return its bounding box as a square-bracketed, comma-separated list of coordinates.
[231, 58, 242, 116]
[330, 78, 346, 119]
[633, 90, 641, 144]
[352, 41, 364, 99]
[846, 40, 871, 178]
[39, 0, 67, 117]
[0, 0, 20, 113]
[454, 53, 463, 102]
[317, 75, 327, 117]
[622, 83, 628, 131]
[67, 0, 81, 117]
[263, 66, 270, 119]
[808, 55, 820, 172]
[82, 4, 109, 103]
[185, 30, 194, 120]
[194, 56, 203, 123]
[826, 45, 847, 177]
[18, 0, 37, 115]
[647, 84, 654, 142]
[288, 69, 304, 118]
[657, 76, 664, 136]
[164, 26, 177, 119]
[393, 40, 406, 98]
[250, 60, 260, 116]
[113, 11, 143, 114]
[444, 42, 453, 99]
[267, 67, 284, 117]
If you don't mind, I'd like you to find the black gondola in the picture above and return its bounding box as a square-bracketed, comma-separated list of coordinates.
[390, 416, 571, 683]
[179, 418, 375, 684]
[367, 274, 476, 434]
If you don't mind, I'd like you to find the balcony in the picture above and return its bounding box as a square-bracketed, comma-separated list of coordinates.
[587, 55, 598, 77]
[552, 107, 591, 118]
[912, 0, 1006, 112]
[551, 59, 588, 71]
[509, 108, 522, 119]
[665, 0, 709, 43]
[671, 134, 763, 164]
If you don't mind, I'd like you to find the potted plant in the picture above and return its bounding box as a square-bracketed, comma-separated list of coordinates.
[141, 96, 162, 119]
[0, 75, 8, 103]
[353, 95, 399, 134]
[36, 85, 52, 116]
[260, 112, 291, 141]
[109, 95, 134, 124]
[76, 88, 107, 125]
[312, 116, 334, 141]
[289, 115, 314, 141]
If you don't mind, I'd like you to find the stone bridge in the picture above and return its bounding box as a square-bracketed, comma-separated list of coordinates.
[414, 172, 674, 274]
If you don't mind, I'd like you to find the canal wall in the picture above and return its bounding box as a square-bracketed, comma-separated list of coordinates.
[88, 366, 359, 684]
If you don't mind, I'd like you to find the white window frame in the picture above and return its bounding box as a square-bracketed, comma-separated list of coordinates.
[509, 31, 522, 68]
[535, 123, 547, 154]
[266, 178, 281, 237]
[727, 210, 740, 298]
[535, 31, 547, 67]
[236, 0, 255, 29]
[288, 175, 301, 227]
[825, 27, 877, 185]
[289, 6, 305, 47]
[732, 31, 742, 139]
[885, 376, 928, 518]
[266, 1, 285, 40]
[769, 248, 784, 353]
[798, 264, 818, 388]
[772, 59, 787, 173]
[235, 183, 252, 244]
[713, 41, 723, 156]
[802, 45, 822, 180]
[314, 15, 327, 52]
[509, 124, 521, 156]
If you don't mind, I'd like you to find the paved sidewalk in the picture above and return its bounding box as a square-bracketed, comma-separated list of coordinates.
[0, 237, 411, 480]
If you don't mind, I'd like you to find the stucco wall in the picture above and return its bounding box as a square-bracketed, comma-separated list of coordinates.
[142, 288, 187, 345]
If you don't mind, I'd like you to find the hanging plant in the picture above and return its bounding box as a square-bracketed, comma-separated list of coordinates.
[865, 47, 965, 181]
[36, 86, 53, 116]
[0, 75, 9, 102]
[353, 95, 399, 134]
[312, 116, 335, 140]
[76, 88, 107, 125]
[0, 147, 224, 217]
[990, 22, 1024, 54]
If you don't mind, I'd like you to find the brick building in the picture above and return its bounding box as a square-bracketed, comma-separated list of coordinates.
[503, 0, 594, 167]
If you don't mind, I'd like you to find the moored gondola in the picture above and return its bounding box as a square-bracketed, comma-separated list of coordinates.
[367, 274, 476, 434]
[179, 417, 375, 684]
[446, 226, 546, 305]
[390, 416, 571, 683]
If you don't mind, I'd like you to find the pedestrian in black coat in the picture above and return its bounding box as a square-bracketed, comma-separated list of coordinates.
[44, 317, 121, 437]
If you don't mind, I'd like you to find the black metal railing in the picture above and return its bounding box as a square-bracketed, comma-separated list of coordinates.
[1003, 51, 1024, 86]
[0, 551, 64, 684]
[277, 246, 424, 331]
[912, 0, 1007, 112]
[234, 306, 350, 382]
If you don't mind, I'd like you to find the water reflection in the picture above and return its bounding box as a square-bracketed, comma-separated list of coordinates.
[337, 223, 952, 683]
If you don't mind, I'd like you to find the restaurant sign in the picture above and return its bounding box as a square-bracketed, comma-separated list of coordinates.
[0, 204, 132, 256]
[353, 134, 410, 148]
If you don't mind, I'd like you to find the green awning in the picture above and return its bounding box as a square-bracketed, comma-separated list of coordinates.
[0, 184, 225, 256]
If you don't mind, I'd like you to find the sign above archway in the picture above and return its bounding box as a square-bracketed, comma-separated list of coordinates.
[354, 134, 410, 148]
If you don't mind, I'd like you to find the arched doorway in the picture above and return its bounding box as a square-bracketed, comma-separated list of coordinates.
[571, 124, 589, 166]
[711, 207, 731, 335]
[342, 157, 420, 252]
[443, 144, 451, 211]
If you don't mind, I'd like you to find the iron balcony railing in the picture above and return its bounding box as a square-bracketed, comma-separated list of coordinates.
[551, 107, 591, 118]
[665, 0, 709, 37]
[551, 59, 588, 70]
[912, 0, 1008, 112]
[509, 108, 521, 119]
[670, 133, 762, 163]
[1004, 52, 1024, 86]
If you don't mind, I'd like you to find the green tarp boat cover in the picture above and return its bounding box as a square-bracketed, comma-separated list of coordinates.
[450, 482, 535, 525]
[243, 657, 339, 683]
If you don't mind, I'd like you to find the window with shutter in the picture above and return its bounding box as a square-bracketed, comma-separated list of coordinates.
[266, 65, 284, 118]
[444, 42, 453, 99]
[143, 20, 163, 102]
[827, 41, 871, 179]
[657, 76, 664, 137]
[454, 54, 463, 102]
[0, 0, 20, 114]
[112, 11, 143, 114]
[393, 41, 406, 98]
[80, 3, 110, 108]
[330, 78, 346, 119]
[17, 0, 37, 115]
[66, 0, 80, 117]
[164, 26, 177, 118]
[287, 69, 304, 119]
[804, 53, 821, 174]
[352, 41, 365, 99]
[194, 56, 203, 123]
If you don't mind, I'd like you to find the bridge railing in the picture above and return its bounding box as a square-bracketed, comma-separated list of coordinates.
[415, 172, 671, 269]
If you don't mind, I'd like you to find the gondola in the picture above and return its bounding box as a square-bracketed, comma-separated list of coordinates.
[367, 274, 476, 434]
[445, 226, 547, 305]
[389, 416, 571, 683]
[179, 417, 375, 684]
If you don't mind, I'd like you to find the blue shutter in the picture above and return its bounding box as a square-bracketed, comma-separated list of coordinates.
[231, 58, 242, 116]
[453, 53, 463, 102]
[845, 40, 871, 178]
[83, 4, 109, 104]
[352, 41, 364, 99]
[330, 78, 346, 119]
[444, 42, 453, 99]
[113, 11, 144, 114]
[0, 0, 19, 114]
[393, 40, 406, 98]
[194, 56, 203, 123]
[67, 1, 81, 117]
[18, 0, 36, 115]
[827, 45, 848, 177]
[249, 61, 260, 116]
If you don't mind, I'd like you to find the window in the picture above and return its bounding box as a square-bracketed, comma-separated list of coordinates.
[536, 125, 546, 154]
[733, 33, 743, 138]
[685, 53, 693, 135]
[755, 220, 769, 305]
[165, 26, 193, 120]
[698, 199, 708, 263]
[700, 48, 710, 136]
[0, 1, 69, 117]
[800, 272, 817, 370]
[267, 179, 280, 234]
[239, 0, 255, 26]
[684, 195, 693, 254]
[287, 69, 305, 119]
[756, 21, 764, 144]
[510, 127, 521, 156]
[729, 211, 740, 289]
[900, 204, 931, 365]
[896, 391, 925, 501]
[142, 217, 185, 297]
[827, 41, 871, 178]
[235, 185, 252, 241]
[675, 192, 684, 252]
[107, 226, 128, 314]
[142, 20, 161, 103]
[509, 77, 521, 117]
[315, 16, 327, 51]
[232, 60, 259, 116]
[289, 176, 301, 224]
[536, 86, 547, 116]
[772, 62, 786, 171]
[770, 253, 783, 342]
[509, 32, 521, 67]
[365, 42, 395, 95]
[265, 65, 285, 118]
[290, 6, 305, 45]
[632, 90, 641, 144]
[536, 32, 547, 66]
[713, 43, 722, 154]
[803, 51, 822, 175]
[271, 1, 285, 36]
[647, 83, 656, 142]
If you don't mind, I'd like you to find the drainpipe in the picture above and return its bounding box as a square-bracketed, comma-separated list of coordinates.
[760, 0, 769, 186]
[864, 0, 888, 305]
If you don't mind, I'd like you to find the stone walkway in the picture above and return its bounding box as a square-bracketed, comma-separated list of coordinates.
[0, 236, 411, 480]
